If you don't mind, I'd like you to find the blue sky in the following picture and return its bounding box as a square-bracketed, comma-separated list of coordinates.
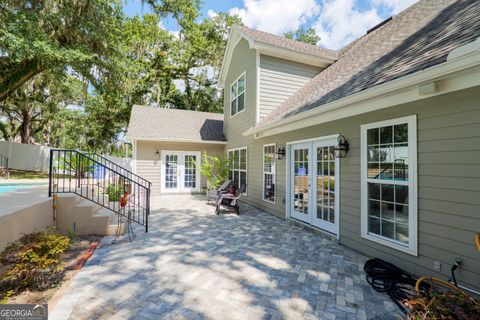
[123, 0, 418, 49]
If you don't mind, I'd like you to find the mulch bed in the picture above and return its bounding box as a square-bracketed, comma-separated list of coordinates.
[4, 235, 102, 306]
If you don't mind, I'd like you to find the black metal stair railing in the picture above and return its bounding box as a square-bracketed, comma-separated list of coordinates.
[0, 152, 9, 179]
[86, 153, 150, 190]
[48, 149, 151, 232]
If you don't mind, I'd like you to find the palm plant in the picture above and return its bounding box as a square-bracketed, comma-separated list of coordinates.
[198, 153, 231, 190]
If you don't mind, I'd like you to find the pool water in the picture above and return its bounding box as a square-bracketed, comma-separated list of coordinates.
[0, 183, 47, 194]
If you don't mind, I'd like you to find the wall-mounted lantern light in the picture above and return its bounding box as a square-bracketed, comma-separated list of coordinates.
[334, 135, 349, 158]
[155, 150, 160, 160]
[276, 145, 286, 160]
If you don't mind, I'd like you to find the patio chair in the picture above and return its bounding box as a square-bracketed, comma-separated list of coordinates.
[207, 180, 234, 203]
[215, 184, 247, 215]
[217, 180, 234, 196]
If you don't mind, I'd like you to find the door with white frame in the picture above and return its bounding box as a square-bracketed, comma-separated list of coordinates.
[289, 136, 340, 235]
[290, 143, 312, 223]
[161, 151, 201, 193]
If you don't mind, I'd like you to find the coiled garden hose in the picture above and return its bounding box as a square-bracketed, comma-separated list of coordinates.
[364, 258, 420, 314]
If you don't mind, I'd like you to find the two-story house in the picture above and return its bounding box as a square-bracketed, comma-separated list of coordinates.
[127, 0, 480, 294]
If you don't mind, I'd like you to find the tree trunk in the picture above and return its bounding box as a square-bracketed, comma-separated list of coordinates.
[20, 110, 32, 144]
[0, 60, 41, 102]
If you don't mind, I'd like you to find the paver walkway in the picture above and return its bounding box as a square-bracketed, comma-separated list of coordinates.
[52, 195, 401, 320]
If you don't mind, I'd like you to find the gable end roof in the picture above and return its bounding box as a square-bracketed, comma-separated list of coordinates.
[126, 106, 225, 143]
[218, 25, 338, 88]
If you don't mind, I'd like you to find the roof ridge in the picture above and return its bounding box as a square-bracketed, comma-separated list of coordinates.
[132, 105, 223, 117]
[235, 25, 338, 56]
[234, 25, 339, 60]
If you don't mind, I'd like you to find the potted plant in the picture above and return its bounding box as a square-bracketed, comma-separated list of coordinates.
[198, 153, 231, 202]
[106, 184, 123, 209]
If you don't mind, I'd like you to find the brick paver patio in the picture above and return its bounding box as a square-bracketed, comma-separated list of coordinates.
[51, 195, 401, 320]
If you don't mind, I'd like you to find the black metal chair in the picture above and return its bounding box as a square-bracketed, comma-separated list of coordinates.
[215, 184, 247, 215]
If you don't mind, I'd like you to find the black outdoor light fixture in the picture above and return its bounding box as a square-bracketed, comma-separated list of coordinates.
[155, 150, 160, 160]
[276, 145, 286, 160]
[334, 135, 349, 158]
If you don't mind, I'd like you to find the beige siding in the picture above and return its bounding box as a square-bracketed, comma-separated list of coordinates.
[224, 38, 257, 201]
[135, 140, 224, 194]
[259, 55, 322, 120]
[239, 86, 480, 291]
[224, 38, 257, 147]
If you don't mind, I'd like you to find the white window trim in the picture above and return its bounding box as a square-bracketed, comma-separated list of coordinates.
[360, 115, 418, 256]
[230, 71, 246, 118]
[227, 146, 248, 195]
[263, 144, 276, 204]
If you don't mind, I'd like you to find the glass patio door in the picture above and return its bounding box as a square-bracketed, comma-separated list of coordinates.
[164, 154, 179, 192]
[162, 152, 200, 193]
[311, 141, 339, 234]
[290, 143, 312, 223]
[290, 137, 339, 235]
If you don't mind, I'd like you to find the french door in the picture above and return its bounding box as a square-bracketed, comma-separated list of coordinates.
[290, 137, 339, 235]
[161, 151, 201, 193]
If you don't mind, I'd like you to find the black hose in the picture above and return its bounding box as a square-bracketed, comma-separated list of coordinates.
[364, 258, 423, 314]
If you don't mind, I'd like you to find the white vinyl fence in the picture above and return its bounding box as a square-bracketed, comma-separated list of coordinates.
[0, 141, 133, 173]
[0, 141, 50, 172]
[104, 155, 134, 172]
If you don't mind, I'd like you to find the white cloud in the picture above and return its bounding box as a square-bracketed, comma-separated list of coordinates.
[225, 0, 418, 51]
[157, 19, 164, 29]
[372, 0, 417, 14]
[207, 9, 218, 18]
[313, 0, 383, 50]
[229, 0, 320, 35]
[170, 30, 180, 39]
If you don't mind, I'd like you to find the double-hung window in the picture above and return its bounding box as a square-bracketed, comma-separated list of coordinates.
[361, 116, 417, 255]
[230, 72, 245, 116]
[263, 144, 276, 203]
[228, 147, 247, 193]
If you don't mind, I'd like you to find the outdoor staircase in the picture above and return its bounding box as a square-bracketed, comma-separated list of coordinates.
[55, 194, 123, 236]
[49, 149, 151, 235]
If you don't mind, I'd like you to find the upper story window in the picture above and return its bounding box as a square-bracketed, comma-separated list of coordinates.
[361, 115, 417, 255]
[230, 72, 245, 117]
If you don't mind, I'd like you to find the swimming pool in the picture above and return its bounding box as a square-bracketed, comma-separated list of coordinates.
[0, 183, 47, 194]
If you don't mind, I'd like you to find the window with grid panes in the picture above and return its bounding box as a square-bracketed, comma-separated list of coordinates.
[362, 116, 417, 254]
[228, 147, 247, 193]
[230, 73, 245, 116]
[263, 145, 276, 202]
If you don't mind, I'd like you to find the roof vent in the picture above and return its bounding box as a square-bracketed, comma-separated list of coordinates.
[367, 16, 393, 34]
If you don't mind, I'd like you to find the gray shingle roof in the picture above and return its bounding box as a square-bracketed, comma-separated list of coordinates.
[126, 106, 225, 142]
[257, 0, 480, 128]
[236, 25, 339, 61]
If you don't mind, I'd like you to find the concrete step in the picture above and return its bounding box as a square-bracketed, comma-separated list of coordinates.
[55, 195, 124, 236]
[95, 209, 126, 236]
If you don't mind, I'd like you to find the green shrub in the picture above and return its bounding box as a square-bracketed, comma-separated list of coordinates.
[0, 230, 71, 302]
[106, 184, 123, 201]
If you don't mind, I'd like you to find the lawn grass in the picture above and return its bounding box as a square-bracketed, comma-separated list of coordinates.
[7, 170, 49, 179]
